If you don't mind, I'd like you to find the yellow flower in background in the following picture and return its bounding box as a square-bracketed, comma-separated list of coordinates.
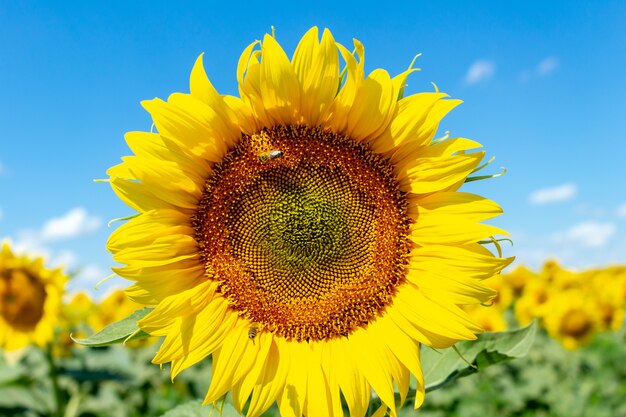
[501, 265, 533, 297]
[55, 291, 96, 356]
[588, 270, 625, 332]
[461, 304, 507, 332]
[543, 289, 599, 350]
[0, 242, 66, 351]
[64, 291, 96, 327]
[482, 275, 514, 311]
[88, 289, 144, 332]
[541, 261, 581, 291]
[107, 27, 511, 416]
[514, 279, 551, 326]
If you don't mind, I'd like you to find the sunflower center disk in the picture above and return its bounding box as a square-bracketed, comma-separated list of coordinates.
[194, 125, 411, 341]
[0, 268, 47, 330]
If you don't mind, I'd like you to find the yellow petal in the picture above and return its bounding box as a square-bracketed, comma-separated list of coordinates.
[108, 174, 184, 214]
[411, 216, 506, 246]
[303, 345, 334, 417]
[331, 338, 370, 417]
[417, 192, 503, 222]
[410, 244, 513, 280]
[371, 92, 446, 155]
[346, 330, 396, 411]
[395, 284, 481, 346]
[418, 137, 482, 158]
[232, 331, 273, 412]
[204, 320, 252, 404]
[247, 340, 290, 417]
[107, 209, 191, 253]
[171, 304, 237, 378]
[141, 98, 230, 163]
[138, 280, 216, 335]
[322, 39, 365, 133]
[116, 257, 204, 296]
[259, 34, 301, 125]
[292, 27, 339, 126]
[401, 152, 485, 194]
[277, 341, 309, 417]
[125, 131, 211, 179]
[346, 69, 397, 142]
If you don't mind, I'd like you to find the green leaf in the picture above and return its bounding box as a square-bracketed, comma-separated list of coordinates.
[160, 400, 241, 417]
[71, 307, 153, 347]
[421, 321, 537, 392]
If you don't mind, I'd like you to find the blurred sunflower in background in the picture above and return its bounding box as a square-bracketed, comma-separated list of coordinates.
[107, 27, 511, 416]
[88, 288, 145, 332]
[0, 242, 66, 352]
[56, 291, 96, 356]
[543, 289, 599, 350]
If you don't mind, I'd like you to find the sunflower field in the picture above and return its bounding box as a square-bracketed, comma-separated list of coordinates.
[2, 21, 626, 417]
[1, 253, 625, 416]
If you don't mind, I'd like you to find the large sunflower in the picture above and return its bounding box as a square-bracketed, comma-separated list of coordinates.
[107, 27, 511, 416]
[0, 242, 66, 351]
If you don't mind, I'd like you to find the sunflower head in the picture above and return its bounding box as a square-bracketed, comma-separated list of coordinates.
[514, 279, 551, 326]
[461, 304, 507, 332]
[588, 270, 626, 331]
[107, 27, 511, 416]
[0, 242, 66, 351]
[543, 289, 599, 350]
[502, 265, 534, 297]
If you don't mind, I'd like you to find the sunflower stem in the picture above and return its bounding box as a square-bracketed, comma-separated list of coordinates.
[45, 343, 64, 417]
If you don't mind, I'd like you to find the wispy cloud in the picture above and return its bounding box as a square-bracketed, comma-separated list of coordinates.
[529, 183, 577, 205]
[519, 56, 559, 83]
[51, 249, 79, 269]
[0, 207, 101, 260]
[75, 264, 109, 285]
[40, 207, 101, 242]
[616, 203, 626, 217]
[536, 57, 559, 76]
[465, 60, 495, 84]
[552, 221, 616, 248]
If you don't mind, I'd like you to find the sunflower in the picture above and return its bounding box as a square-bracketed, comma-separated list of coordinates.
[0, 242, 66, 351]
[88, 288, 145, 332]
[543, 289, 599, 350]
[55, 291, 96, 356]
[514, 279, 551, 326]
[588, 270, 625, 332]
[461, 304, 507, 332]
[107, 27, 511, 416]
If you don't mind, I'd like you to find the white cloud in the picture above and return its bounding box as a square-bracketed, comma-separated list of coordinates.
[1, 207, 101, 268]
[66, 264, 118, 299]
[465, 60, 495, 84]
[616, 203, 626, 217]
[50, 250, 79, 269]
[529, 183, 577, 205]
[536, 57, 559, 76]
[75, 264, 110, 285]
[40, 207, 101, 242]
[553, 221, 616, 248]
[10, 229, 50, 258]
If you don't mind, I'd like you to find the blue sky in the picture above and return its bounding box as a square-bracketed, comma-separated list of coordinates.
[1, 1, 625, 296]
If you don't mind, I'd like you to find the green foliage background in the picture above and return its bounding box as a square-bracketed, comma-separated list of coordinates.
[1, 321, 624, 417]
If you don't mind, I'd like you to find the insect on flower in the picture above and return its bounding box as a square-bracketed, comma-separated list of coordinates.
[258, 149, 283, 162]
